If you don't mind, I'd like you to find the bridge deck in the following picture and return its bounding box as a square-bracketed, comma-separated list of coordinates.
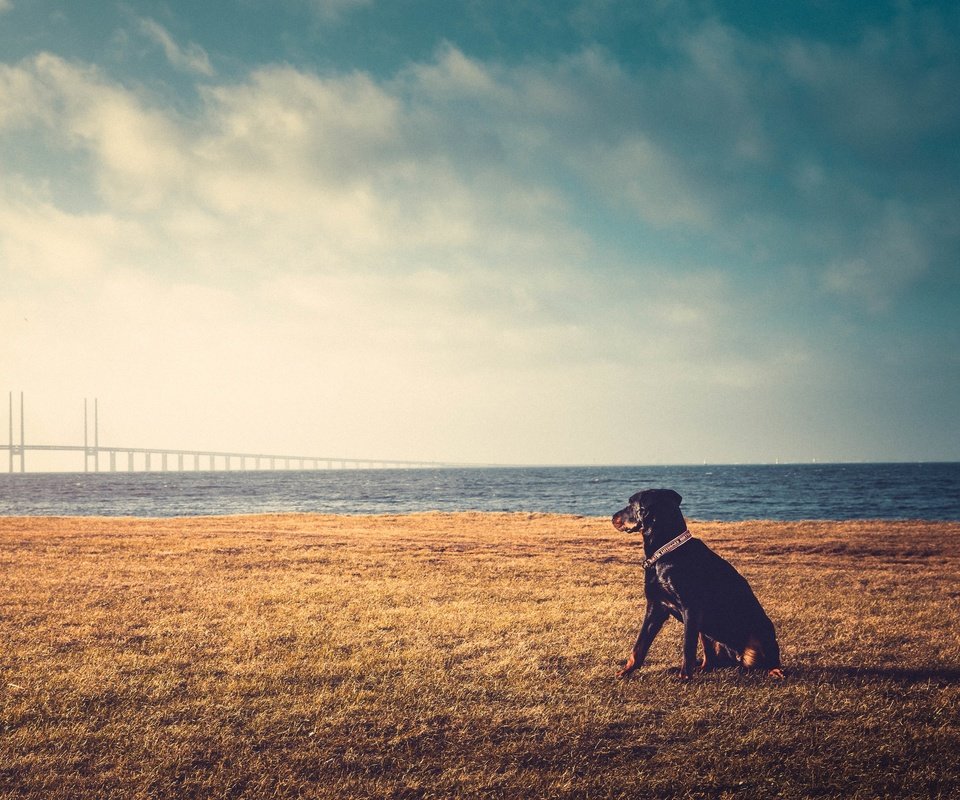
[3, 443, 474, 472]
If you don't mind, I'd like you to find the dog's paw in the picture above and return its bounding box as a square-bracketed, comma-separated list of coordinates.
[617, 654, 637, 678]
[768, 668, 785, 679]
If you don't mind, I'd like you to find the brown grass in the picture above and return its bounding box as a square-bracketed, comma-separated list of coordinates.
[1, 513, 958, 799]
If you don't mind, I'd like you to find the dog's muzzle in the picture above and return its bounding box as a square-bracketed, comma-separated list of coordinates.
[612, 510, 642, 533]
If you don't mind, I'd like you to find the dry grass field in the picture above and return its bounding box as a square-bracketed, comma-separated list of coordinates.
[1, 513, 958, 799]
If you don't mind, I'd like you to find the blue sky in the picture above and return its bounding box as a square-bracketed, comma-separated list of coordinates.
[2, 0, 958, 467]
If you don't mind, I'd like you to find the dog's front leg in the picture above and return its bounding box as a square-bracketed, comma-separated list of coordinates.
[619, 603, 669, 678]
[679, 608, 703, 680]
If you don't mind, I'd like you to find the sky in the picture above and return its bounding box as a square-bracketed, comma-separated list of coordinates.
[2, 0, 959, 469]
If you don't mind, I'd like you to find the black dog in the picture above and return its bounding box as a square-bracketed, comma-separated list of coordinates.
[612, 489, 783, 680]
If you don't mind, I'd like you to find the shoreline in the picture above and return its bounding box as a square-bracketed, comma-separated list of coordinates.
[0, 509, 960, 524]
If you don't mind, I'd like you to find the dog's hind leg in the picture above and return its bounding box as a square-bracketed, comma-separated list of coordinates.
[619, 603, 669, 678]
[743, 629, 784, 679]
[699, 634, 738, 672]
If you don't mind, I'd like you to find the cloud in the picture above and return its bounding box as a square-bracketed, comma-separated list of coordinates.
[579, 135, 712, 227]
[9, 27, 950, 304]
[0, 58, 59, 129]
[0, 42, 933, 339]
[821, 204, 930, 311]
[0, 1, 12, 14]
[137, 18, 213, 76]
[303, 0, 372, 22]
[0, 188, 149, 282]
[780, 10, 960, 160]
[1, 52, 597, 354]
[0, 54, 191, 213]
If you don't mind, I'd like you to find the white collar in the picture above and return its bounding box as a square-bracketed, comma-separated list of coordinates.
[642, 530, 692, 569]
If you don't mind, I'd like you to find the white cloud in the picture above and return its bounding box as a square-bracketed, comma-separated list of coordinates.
[0, 54, 191, 213]
[404, 44, 501, 97]
[0, 58, 59, 129]
[0, 188, 149, 282]
[304, 0, 372, 22]
[821, 204, 929, 311]
[579, 136, 712, 227]
[137, 18, 213, 76]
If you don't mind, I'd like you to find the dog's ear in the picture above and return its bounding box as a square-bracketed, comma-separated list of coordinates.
[639, 489, 682, 509]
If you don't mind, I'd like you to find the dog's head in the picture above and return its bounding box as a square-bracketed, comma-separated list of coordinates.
[612, 489, 684, 537]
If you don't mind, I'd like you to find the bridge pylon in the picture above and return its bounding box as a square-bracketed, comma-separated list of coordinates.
[7, 391, 25, 473]
[84, 398, 100, 473]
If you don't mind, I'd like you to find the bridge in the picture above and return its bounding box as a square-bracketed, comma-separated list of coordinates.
[5, 393, 471, 473]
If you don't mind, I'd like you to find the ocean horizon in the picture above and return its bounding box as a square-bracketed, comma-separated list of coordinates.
[2, 462, 959, 521]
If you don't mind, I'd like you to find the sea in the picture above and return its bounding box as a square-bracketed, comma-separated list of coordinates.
[1, 463, 959, 520]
